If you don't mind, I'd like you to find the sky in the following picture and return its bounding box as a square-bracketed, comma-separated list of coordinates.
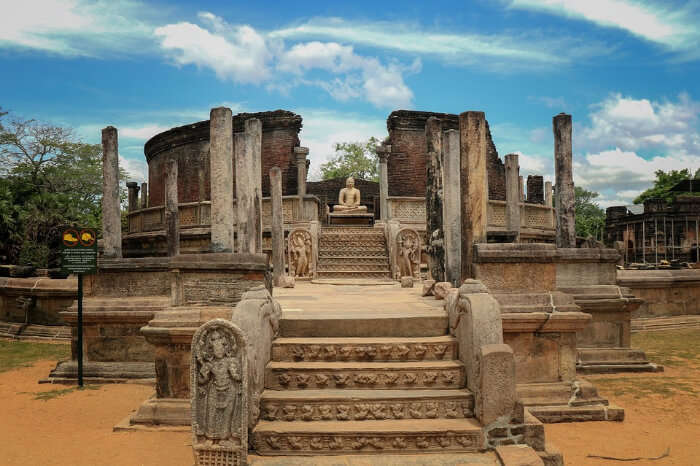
[2, 0, 700, 208]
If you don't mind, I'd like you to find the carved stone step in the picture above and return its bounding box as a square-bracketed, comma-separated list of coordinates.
[280, 309, 447, 338]
[316, 266, 392, 273]
[319, 248, 388, 256]
[272, 336, 457, 362]
[265, 360, 464, 390]
[315, 272, 392, 279]
[317, 257, 390, 265]
[260, 389, 475, 422]
[252, 418, 484, 455]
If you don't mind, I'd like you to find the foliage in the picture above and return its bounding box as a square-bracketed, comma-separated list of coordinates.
[633, 169, 693, 204]
[574, 186, 605, 239]
[320, 137, 380, 182]
[0, 340, 70, 373]
[0, 109, 126, 264]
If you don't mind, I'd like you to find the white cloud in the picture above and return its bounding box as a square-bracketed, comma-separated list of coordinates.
[269, 17, 606, 67]
[120, 125, 170, 140]
[0, 0, 154, 56]
[296, 109, 386, 180]
[119, 155, 147, 183]
[155, 15, 272, 84]
[508, 0, 700, 57]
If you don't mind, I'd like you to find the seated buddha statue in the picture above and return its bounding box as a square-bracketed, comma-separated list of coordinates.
[332, 177, 367, 213]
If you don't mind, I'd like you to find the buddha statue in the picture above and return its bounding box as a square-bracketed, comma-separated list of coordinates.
[333, 177, 367, 213]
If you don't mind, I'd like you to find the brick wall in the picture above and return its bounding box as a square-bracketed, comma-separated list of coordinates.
[386, 110, 506, 200]
[526, 175, 544, 204]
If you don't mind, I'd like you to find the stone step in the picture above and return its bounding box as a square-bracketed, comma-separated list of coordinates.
[318, 249, 388, 256]
[252, 418, 484, 455]
[260, 389, 475, 422]
[321, 227, 383, 233]
[317, 257, 390, 265]
[272, 336, 457, 362]
[280, 309, 447, 338]
[316, 266, 392, 273]
[265, 360, 464, 390]
[315, 272, 393, 280]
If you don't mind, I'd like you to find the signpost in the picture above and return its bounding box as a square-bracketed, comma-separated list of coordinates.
[60, 228, 98, 387]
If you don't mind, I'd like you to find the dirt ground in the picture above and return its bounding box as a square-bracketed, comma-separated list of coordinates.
[1, 330, 698, 466]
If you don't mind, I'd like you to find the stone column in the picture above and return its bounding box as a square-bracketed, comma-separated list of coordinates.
[140, 182, 148, 209]
[545, 181, 553, 207]
[377, 144, 390, 221]
[165, 159, 179, 257]
[235, 118, 263, 255]
[101, 126, 121, 258]
[554, 113, 576, 248]
[209, 107, 235, 253]
[459, 112, 488, 279]
[518, 175, 525, 202]
[270, 167, 286, 286]
[505, 153, 520, 242]
[442, 129, 462, 286]
[426, 117, 445, 282]
[294, 147, 309, 198]
[126, 182, 140, 212]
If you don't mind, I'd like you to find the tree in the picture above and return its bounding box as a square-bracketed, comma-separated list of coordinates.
[633, 169, 693, 204]
[575, 186, 605, 239]
[320, 137, 380, 182]
[0, 110, 125, 266]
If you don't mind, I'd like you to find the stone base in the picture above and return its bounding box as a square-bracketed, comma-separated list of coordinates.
[517, 380, 623, 423]
[577, 348, 663, 374]
[328, 213, 374, 226]
[122, 396, 192, 430]
[0, 322, 71, 340]
[43, 361, 155, 384]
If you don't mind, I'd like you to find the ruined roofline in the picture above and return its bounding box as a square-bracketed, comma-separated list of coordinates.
[387, 110, 460, 132]
[144, 109, 302, 162]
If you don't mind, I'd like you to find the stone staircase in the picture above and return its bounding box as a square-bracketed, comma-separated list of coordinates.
[252, 309, 484, 455]
[315, 227, 392, 280]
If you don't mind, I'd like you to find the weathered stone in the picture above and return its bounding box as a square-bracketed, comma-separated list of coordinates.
[505, 154, 520, 242]
[209, 107, 235, 253]
[496, 445, 544, 466]
[165, 159, 179, 257]
[442, 129, 462, 286]
[401, 276, 414, 288]
[526, 175, 544, 205]
[519, 176, 525, 202]
[126, 181, 140, 212]
[270, 167, 286, 287]
[545, 181, 553, 208]
[459, 111, 488, 279]
[425, 117, 445, 282]
[294, 146, 308, 198]
[333, 177, 367, 213]
[422, 279, 436, 296]
[377, 144, 390, 221]
[553, 113, 575, 248]
[478, 344, 516, 426]
[288, 229, 313, 278]
[433, 282, 453, 300]
[235, 118, 263, 254]
[101, 126, 122, 258]
[140, 182, 148, 208]
[396, 228, 421, 279]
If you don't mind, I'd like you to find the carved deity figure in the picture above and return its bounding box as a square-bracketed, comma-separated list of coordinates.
[288, 230, 313, 277]
[195, 329, 241, 444]
[333, 177, 367, 213]
[397, 229, 421, 279]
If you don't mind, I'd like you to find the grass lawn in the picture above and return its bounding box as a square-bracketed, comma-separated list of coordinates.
[0, 339, 70, 373]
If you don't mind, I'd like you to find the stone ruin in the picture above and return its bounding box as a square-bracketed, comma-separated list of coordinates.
[30, 105, 668, 465]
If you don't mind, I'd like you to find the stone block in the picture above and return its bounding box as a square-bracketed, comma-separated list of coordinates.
[496, 445, 545, 466]
[422, 279, 436, 296]
[401, 276, 414, 288]
[434, 281, 453, 300]
[478, 343, 516, 426]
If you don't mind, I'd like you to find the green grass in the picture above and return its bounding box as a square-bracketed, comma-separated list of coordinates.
[594, 376, 699, 398]
[20, 385, 101, 401]
[0, 339, 70, 373]
[632, 328, 700, 367]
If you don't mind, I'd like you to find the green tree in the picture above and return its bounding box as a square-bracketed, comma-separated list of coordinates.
[0, 110, 125, 266]
[633, 169, 692, 204]
[575, 186, 605, 239]
[320, 137, 380, 182]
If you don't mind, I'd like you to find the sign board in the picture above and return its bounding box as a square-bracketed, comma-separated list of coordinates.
[60, 228, 98, 275]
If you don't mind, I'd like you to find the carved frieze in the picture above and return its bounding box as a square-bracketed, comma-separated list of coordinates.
[268, 368, 463, 389]
[274, 340, 456, 362]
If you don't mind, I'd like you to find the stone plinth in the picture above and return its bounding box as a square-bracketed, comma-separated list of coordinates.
[0, 277, 76, 330]
[617, 268, 700, 318]
[328, 212, 374, 226]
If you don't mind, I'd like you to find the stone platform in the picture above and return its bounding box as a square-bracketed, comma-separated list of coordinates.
[328, 213, 374, 226]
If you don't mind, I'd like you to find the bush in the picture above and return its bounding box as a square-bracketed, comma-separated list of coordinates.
[18, 242, 49, 268]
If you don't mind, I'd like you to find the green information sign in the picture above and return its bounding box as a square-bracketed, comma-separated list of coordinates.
[60, 228, 98, 275]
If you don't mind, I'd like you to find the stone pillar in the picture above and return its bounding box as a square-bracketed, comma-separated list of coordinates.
[442, 129, 461, 286]
[459, 111, 488, 279]
[294, 147, 309, 198]
[518, 176, 524, 202]
[235, 118, 263, 255]
[376, 144, 390, 221]
[270, 167, 286, 286]
[504, 153, 520, 242]
[545, 181, 553, 207]
[101, 126, 121, 258]
[126, 182, 140, 212]
[209, 107, 235, 253]
[426, 116, 445, 282]
[554, 113, 576, 248]
[165, 159, 179, 257]
[140, 182, 148, 209]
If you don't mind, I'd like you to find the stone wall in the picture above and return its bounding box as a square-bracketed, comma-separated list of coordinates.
[386, 110, 505, 200]
[144, 110, 302, 207]
[618, 269, 700, 318]
[0, 277, 76, 326]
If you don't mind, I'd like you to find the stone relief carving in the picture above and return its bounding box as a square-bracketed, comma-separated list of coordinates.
[270, 368, 462, 389]
[396, 228, 421, 279]
[191, 319, 248, 466]
[287, 229, 313, 278]
[278, 341, 455, 362]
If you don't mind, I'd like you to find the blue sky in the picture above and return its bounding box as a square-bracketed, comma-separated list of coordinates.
[2, 0, 700, 207]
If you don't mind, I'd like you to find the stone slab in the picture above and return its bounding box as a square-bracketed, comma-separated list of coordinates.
[248, 452, 499, 465]
[495, 445, 544, 466]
